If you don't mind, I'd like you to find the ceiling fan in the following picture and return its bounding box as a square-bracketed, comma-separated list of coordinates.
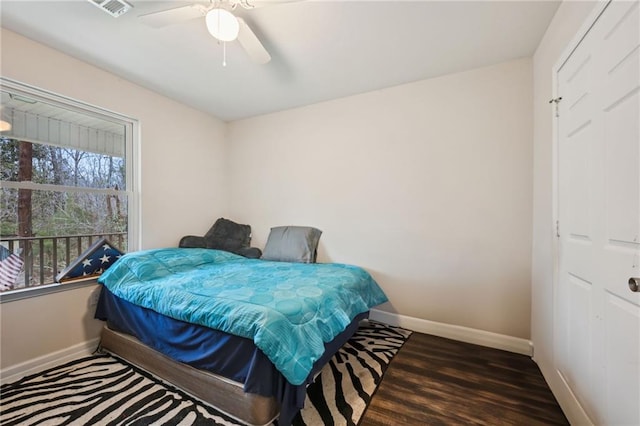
[138, 0, 278, 65]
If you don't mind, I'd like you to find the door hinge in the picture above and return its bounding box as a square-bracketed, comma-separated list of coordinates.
[556, 220, 560, 238]
[549, 97, 562, 118]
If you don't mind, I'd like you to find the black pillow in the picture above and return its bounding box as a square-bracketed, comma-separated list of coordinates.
[204, 218, 252, 252]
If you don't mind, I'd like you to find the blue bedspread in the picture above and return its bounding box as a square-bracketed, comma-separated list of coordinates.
[98, 248, 388, 385]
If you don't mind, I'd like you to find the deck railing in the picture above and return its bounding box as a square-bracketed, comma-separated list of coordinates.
[1, 233, 127, 290]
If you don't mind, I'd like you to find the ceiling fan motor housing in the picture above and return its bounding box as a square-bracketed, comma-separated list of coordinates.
[206, 8, 240, 42]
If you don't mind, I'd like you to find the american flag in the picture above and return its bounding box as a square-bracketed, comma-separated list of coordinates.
[0, 246, 24, 291]
[55, 238, 124, 283]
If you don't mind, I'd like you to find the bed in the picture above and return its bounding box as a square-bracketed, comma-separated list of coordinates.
[95, 247, 388, 426]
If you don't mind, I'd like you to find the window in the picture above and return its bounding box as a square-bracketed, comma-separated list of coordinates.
[0, 78, 139, 300]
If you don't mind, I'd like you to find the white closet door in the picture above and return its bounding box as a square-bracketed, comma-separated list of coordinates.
[556, 1, 640, 424]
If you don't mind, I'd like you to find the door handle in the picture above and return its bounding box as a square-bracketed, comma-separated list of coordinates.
[630, 278, 640, 293]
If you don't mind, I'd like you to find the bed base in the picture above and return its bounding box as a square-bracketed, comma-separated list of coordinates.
[99, 325, 279, 426]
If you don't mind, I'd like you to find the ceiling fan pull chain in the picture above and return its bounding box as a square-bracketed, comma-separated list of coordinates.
[223, 41, 227, 67]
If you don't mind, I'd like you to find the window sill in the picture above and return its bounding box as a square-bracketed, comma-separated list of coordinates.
[0, 279, 100, 303]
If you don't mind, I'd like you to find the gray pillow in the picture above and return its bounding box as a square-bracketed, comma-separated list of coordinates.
[261, 226, 322, 263]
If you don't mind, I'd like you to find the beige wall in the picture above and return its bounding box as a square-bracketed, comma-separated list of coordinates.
[0, 286, 103, 370]
[1, 25, 540, 372]
[227, 58, 533, 339]
[530, 1, 598, 423]
[0, 29, 229, 369]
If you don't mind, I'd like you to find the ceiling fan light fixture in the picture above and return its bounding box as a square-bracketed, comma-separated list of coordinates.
[205, 8, 239, 42]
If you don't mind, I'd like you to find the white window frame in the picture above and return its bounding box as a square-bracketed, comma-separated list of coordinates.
[0, 77, 141, 302]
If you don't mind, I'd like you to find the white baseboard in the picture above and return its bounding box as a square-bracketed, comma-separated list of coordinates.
[535, 357, 594, 426]
[552, 368, 594, 425]
[0, 338, 100, 384]
[369, 309, 533, 356]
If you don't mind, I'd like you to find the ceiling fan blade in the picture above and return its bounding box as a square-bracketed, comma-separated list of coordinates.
[237, 17, 271, 64]
[138, 4, 208, 28]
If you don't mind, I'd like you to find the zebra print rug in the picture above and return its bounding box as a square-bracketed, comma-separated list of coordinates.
[0, 320, 411, 426]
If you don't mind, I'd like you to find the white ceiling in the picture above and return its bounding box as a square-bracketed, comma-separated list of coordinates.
[0, 0, 560, 121]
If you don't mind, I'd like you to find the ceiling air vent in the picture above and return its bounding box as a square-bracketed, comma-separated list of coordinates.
[88, 0, 133, 18]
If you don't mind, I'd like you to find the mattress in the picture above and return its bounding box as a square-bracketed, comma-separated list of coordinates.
[97, 248, 388, 387]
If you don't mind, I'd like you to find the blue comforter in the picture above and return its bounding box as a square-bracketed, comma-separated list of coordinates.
[98, 248, 388, 385]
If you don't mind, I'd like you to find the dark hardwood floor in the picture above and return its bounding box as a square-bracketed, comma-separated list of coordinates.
[361, 332, 568, 425]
